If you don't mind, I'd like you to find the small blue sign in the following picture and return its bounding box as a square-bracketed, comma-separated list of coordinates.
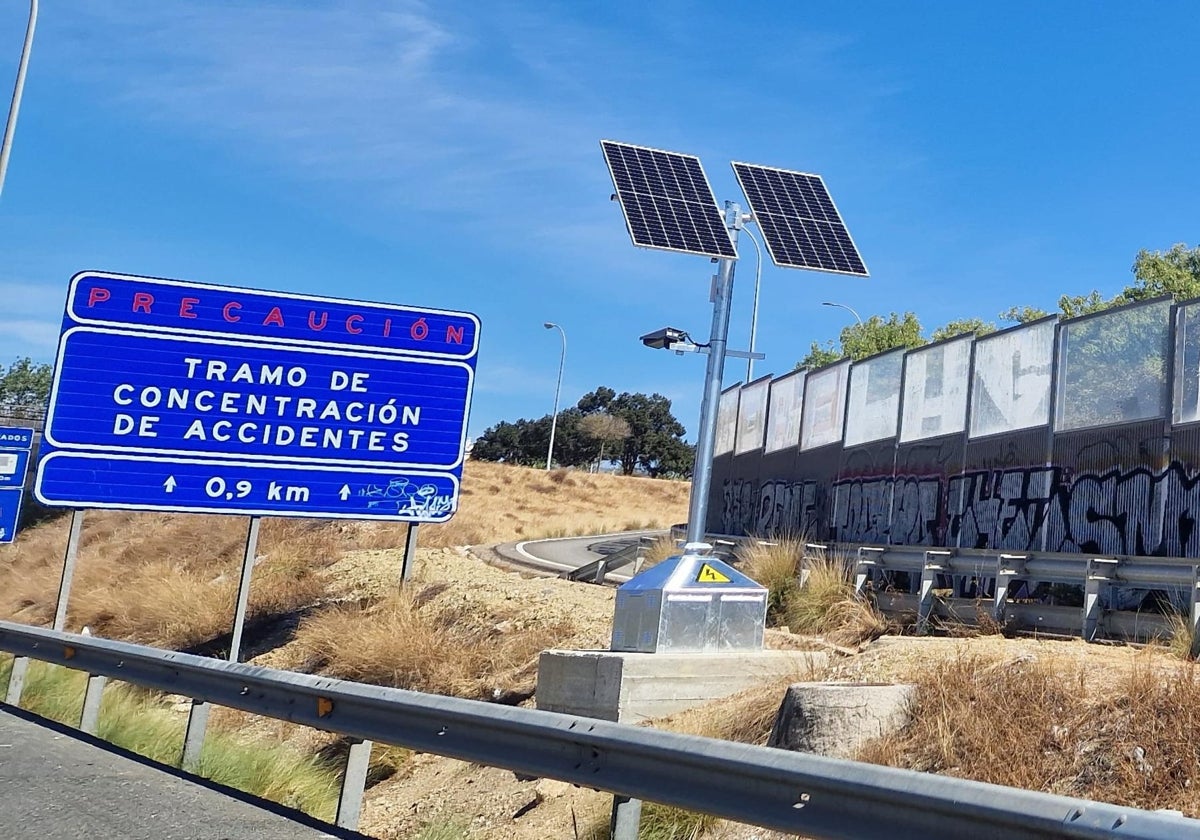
[0, 488, 21, 543]
[37, 453, 459, 521]
[36, 271, 479, 521]
[0, 426, 34, 449]
[0, 449, 30, 488]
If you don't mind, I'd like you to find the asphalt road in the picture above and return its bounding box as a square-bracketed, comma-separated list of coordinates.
[0, 705, 356, 840]
[500, 529, 667, 579]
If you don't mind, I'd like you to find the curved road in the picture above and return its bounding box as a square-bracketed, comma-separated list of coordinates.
[494, 528, 669, 581]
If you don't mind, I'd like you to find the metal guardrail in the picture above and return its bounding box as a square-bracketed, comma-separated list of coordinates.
[563, 535, 657, 583]
[2, 620, 1199, 838]
[678, 526, 1200, 646]
[831, 543, 1200, 645]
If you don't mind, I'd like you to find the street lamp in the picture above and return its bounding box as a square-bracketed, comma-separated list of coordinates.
[822, 300, 863, 326]
[544, 322, 566, 471]
[0, 0, 38, 200]
[742, 226, 764, 382]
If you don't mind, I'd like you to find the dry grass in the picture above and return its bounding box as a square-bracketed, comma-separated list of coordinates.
[858, 653, 1200, 815]
[0, 514, 340, 647]
[350, 461, 689, 550]
[640, 536, 682, 569]
[290, 586, 575, 700]
[1162, 613, 1197, 661]
[0, 460, 686, 651]
[736, 540, 888, 648]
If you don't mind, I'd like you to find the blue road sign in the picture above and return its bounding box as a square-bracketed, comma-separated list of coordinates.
[36, 271, 479, 522]
[0, 449, 30, 488]
[37, 453, 459, 520]
[0, 488, 21, 543]
[0, 427, 34, 449]
[0, 425, 34, 543]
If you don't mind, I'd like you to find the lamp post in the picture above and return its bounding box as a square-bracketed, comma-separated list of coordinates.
[0, 0, 37, 200]
[821, 300, 863, 325]
[742, 226, 764, 383]
[544, 322, 566, 471]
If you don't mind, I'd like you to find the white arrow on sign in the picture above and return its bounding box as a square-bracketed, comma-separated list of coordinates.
[338, 484, 351, 501]
[164, 476, 177, 493]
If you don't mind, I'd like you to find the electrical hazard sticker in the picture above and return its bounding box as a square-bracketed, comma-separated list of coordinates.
[696, 563, 732, 584]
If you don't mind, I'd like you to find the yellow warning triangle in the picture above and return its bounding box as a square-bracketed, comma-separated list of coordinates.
[696, 563, 732, 584]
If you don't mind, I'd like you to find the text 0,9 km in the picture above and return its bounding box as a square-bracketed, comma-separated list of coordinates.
[204, 476, 310, 503]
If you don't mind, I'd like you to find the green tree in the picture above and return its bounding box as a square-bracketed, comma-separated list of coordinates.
[930, 317, 997, 342]
[797, 312, 925, 369]
[642, 434, 694, 479]
[607, 391, 688, 476]
[1122, 242, 1200, 303]
[1003, 243, 1200, 323]
[471, 388, 689, 478]
[1057, 290, 1112, 319]
[796, 340, 842, 371]
[0, 357, 51, 415]
[999, 305, 1051, 324]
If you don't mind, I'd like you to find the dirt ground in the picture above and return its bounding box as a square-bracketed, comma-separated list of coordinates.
[243, 542, 1171, 840]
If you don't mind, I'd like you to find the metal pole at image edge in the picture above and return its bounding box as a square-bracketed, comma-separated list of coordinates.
[544, 322, 566, 471]
[685, 203, 741, 545]
[0, 0, 38, 199]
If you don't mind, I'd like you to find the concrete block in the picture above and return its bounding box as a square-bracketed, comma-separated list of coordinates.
[767, 682, 915, 758]
[536, 649, 827, 723]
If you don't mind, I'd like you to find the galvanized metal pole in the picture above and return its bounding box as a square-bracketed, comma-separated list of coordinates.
[53, 509, 85, 631]
[742, 227, 763, 383]
[400, 522, 419, 585]
[684, 203, 741, 545]
[0, 0, 38, 199]
[228, 516, 262, 663]
[544, 322, 566, 470]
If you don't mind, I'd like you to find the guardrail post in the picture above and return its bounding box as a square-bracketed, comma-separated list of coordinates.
[1083, 557, 1118, 641]
[79, 674, 107, 734]
[335, 738, 373, 830]
[853, 546, 883, 594]
[994, 554, 1026, 625]
[610, 794, 642, 840]
[917, 551, 951, 633]
[181, 700, 211, 772]
[1190, 564, 1200, 659]
[4, 655, 29, 705]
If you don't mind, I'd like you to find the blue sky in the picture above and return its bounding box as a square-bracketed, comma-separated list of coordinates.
[2, 2, 1198, 443]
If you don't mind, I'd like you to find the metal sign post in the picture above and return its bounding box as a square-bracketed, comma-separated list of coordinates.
[684, 204, 741, 545]
[400, 522, 419, 585]
[227, 516, 262, 663]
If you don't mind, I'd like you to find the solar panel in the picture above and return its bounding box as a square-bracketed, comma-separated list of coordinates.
[601, 140, 737, 260]
[731, 162, 868, 276]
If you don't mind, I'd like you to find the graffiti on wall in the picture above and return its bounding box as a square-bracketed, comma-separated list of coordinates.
[831, 476, 946, 545]
[813, 462, 1200, 556]
[719, 478, 823, 537]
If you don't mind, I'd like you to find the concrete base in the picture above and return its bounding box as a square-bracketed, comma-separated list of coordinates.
[767, 682, 915, 758]
[536, 649, 828, 723]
